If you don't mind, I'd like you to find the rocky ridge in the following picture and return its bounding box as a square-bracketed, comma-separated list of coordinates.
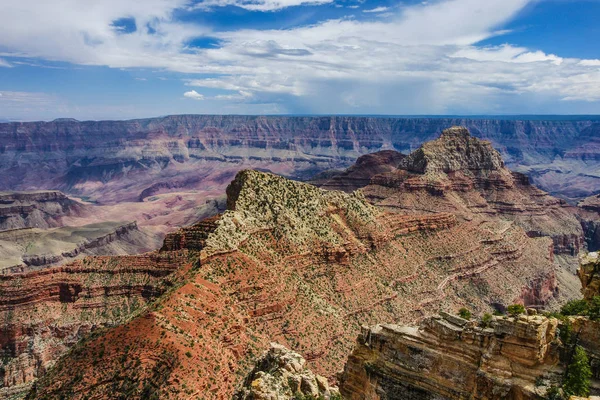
[317, 127, 597, 301]
[0, 221, 162, 272]
[24, 168, 558, 399]
[0, 250, 186, 399]
[338, 250, 600, 400]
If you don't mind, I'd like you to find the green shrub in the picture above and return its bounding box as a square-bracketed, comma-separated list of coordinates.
[506, 304, 526, 317]
[535, 376, 544, 387]
[558, 319, 573, 346]
[563, 345, 592, 398]
[480, 313, 493, 328]
[458, 308, 471, 320]
[560, 299, 589, 316]
[545, 385, 564, 400]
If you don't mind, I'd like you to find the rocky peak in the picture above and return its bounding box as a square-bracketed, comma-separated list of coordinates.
[401, 126, 506, 176]
[208, 169, 380, 254]
[235, 343, 339, 400]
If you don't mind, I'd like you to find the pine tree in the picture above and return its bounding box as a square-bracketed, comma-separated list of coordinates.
[563, 345, 592, 397]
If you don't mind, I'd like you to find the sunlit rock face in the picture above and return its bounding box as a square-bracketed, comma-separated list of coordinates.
[24, 169, 556, 399]
[339, 314, 561, 400]
[318, 127, 591, 301]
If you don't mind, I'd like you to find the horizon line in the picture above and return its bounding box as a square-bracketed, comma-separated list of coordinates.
[3, 113, 600, 124]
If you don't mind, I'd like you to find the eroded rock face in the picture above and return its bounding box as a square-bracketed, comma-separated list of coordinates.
[339, 314, 561, 400]
[0, 191, 88, 231]
[578, 252, 600, 301]
[25, 170, 557, 399]
[1, 116, 599, 203]
[0, 251, 184, 398]
[317, 127, 593, 301]
[235, 343, 339, 400]
[313, 151, 406, 193]
[578, 195, 600, 251]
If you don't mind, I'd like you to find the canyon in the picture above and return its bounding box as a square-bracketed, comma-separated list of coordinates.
[0, 191, 164, 272]
[0, 126, 598, 399]
[1, 116, 599, 207]
[21, 164, 559, 398]
[317, 127, 600, 302]
[339, 250, 600, 400]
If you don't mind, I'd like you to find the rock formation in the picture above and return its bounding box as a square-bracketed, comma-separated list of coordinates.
[320, 127, 595, 301]
[313, 151, 406, 193]
[578, 195, 600, 251]
[578, 252, 600, 301]
[579, 194, 600, 215]
[0, 221, 162, 272]
[0, 191, 88, 231]
[1, 116, 599, 204]
[339, 313, 562, 399]
[24, 169, 558, 399]
[0, 251, 185, 399]
[235, 343, 340, 400]
[338, 250, 600, 400]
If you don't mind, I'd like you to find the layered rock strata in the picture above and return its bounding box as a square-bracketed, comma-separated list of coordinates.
[0, 221, 162, 272]
[339, 313, 562, 400]
[317, 127, 596, 300]
[0, 251, 186, 398]
[26, 170, 558, 399]
[0, 191, 88, 231]
[338, 252, 600, 400]
[578, 195, 600, 251]
[1, 116, 599, 203]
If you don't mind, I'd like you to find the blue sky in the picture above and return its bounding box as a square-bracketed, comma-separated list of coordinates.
[0, 0, 599, 121]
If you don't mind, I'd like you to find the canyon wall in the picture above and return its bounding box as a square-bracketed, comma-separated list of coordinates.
[24, 169, 558, 399]
[0, 191, 88, 231]
[1, 116, 599, 203]
[0, 251, 186, 399]
[339, 313, 562, 400]
[317, 127, 596, 301]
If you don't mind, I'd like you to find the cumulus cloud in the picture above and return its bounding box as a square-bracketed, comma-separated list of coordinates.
[183, 90, 204, 100]
[1, 0, 600, 115]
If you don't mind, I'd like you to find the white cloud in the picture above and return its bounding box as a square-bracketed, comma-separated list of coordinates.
[363, 6, 388, 12]
[0, 58, 11, 67]
[1, 0, 600, 116]
[183, 90, 204, 100]
[579, 59, 600, 67]
[452, 45, 563, 65]
[191, 0, 332, 11]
